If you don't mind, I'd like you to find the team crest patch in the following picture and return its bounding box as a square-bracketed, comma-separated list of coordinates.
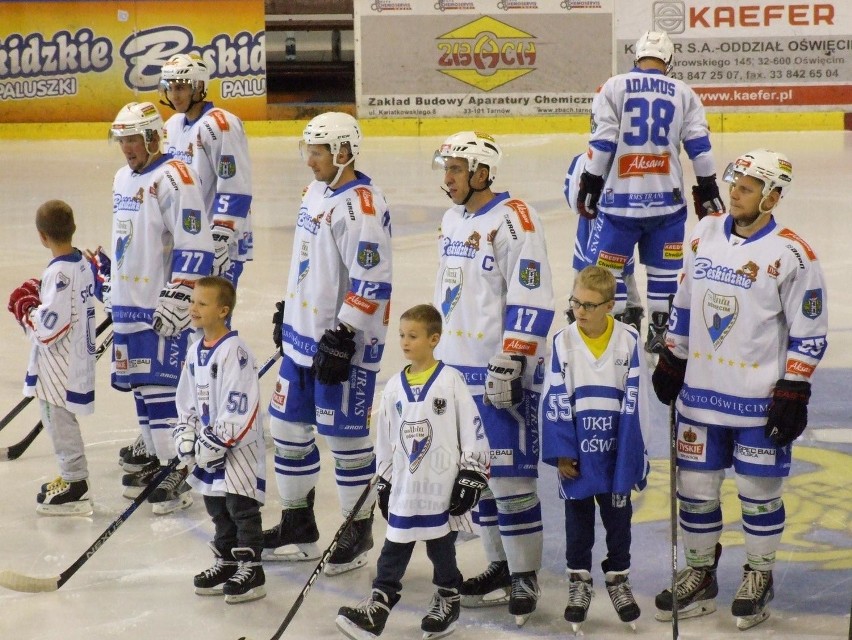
[182, 209, 202, 234]
[395, 400, 403, 417]
[55, 272, 70, 291]
[238, 347, 248, 369]
[298, 240, 310, 286]
[440, 267, 463, 320]
[210, 363, 218, 379]
[433, 398, 447, 415]
[519, 259, 541, 290]
[357, 242, 380, 269]
[115, 219, 133, 269]
[801, 289, 823, 319]
[217, 155, 236, 179]
[703, 290, 738, 350]
[400, 419, 432, 473]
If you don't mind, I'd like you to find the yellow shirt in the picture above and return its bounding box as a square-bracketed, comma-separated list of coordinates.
[405, 361, 439, 387]
[577, 315, 614, 359]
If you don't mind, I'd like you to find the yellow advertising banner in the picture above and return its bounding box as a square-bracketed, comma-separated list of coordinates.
[0, 0, 266, 122]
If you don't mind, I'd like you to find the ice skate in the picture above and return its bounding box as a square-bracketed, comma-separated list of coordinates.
[223, 548, 265, 604]
[261, 488, 321, 561]
[336, 589, 398, 640]
[147, 463, 193, 515]
[605, 570, 640, 630]
[644, 311, 669, 354]
[39, 476, 63, 496]
[732, 565, 773, 630]
[120, 435, 157, 473]
[193, 543, 238, 595]
[655, 544, 721, 622]
[120, 458, 159, 499]
[459, 560, 511, 608]
[421, 587, 460, 639]
[614, 306, 644, 333]
[563, 570, 594, 635]
[118, 433, 141, 465]
[36, 478, 93, 516]
[509, 572, 540, 627]
[324, 513, 374, 576]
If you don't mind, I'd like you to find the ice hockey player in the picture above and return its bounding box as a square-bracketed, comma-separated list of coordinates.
[432, 131, 555, 626]
[261, 112, 393, 576]
[651, 149, 828, 630]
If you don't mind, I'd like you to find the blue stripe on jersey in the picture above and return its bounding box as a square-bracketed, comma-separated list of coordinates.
[172, 248, 214, 277]
[590, 139, 617, 154]
[684, 135, 712, 159]
[505, 305, 555, 338]
[112, 305, 155, 325]
[575, 384, 623, 402]
[349, 278, 392, 300]
[679, 383, 771, 418]
[446, 364, 488, 387]
[669, 305, 690, 337]
[214, 192, 251, 218]
[282, 323, 319, 358]
[388, 511, 449, 529]
[789, 334, 828, 361]
[609, 192, 687, 208]
[67, 389, 95, 405]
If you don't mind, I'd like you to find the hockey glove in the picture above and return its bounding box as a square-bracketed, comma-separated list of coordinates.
[272, 300, 285, 355]
[86, 248, 112, 313]
[172, 420, 197, 469]
[211, 222, 235, 277]
[612, 493, 629, 508]
[312, 324, 356, 385]
[195, 426, 228, 471]
[692, 175, 725, 220]
[152, 281, 193, 338]
[449, 469, 488, 516]
[376, 477, 391, 521]
[8, 279, 41, 327]
[484, 354, 526, 409]
[652, 348, 687, 405]
[576, 171, 605, 219]
[765, 379, 811, 448]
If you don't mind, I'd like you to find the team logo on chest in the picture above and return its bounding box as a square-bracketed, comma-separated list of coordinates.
[439, 267, 463, 320]
[400, 419, 432, 473]
[702, 290, 738, 350]
[433, 398, 447, 415]
[297, 240, 310, 286]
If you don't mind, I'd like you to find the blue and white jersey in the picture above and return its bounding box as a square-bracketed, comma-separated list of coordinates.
[163, 102, 254, 262]
[669, 214, 828, 429]
[374, 363, 489, 543]
[111, 153, 214, 335]
[586, 67, 716, 219]
[540, 321, 650, 499]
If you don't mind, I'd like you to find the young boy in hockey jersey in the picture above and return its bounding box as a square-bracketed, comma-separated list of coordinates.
[336, 304, 489, 640]
[7, 200, 97, 516]
[652, 149, 828, 630]
[172, 276, 267, 604]
[541, 265, 650, 632]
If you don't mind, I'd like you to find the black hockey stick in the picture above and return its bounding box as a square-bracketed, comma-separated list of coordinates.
[0, 457, 179, 592]
[669, 400, 680, 639]
[258, 350, 282, 378]
[0, 315, 112, 434]
[0, 327, 114, 462]
[237, 476, 379, 640]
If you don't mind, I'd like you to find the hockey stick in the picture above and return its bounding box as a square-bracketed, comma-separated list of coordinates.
[237, 475, 379, 640]
[669, 399, 680, 639]
[0, 328, 114, 462]
[0, 315, 112, 434]
[258, 350, 282, 378]
[0, 457, 179, 592]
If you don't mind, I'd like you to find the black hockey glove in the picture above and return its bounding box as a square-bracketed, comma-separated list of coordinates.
[376, 477, 391, 521]
[449, 469, 488, 516]
[692, 175, 725, 220]
[765, 379, 811, 448]
[652, 348, 687, 405]
[272, 300, 285, 355]
[576, 171, 605, 219]
[311, 324, 356, 385]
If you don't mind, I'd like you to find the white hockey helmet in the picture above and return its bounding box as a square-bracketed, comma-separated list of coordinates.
[635, 31, 674, 74]
[109, 101, 164, 144]
[301, 112, 362, 159]
[723, 149, 793, 198]
[432, 131, 502, 183]
[159, 53, 209, 108]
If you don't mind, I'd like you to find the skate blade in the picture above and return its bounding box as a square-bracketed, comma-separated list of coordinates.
[194, 585, 225, 596]
[423, 621, 457, 639]
[514, 613, 533, 627]
[460, 588, 510, 608]
[151, 493, 193, 515]
[261, 543, 321, 562]
[224, 585, 266, 604]
[736, 609, 770, 630]
[36, 500, 93, 517]
[335, 615, 375, 640]
[654, 599, 717, 622]
[323, 553, 368, 576]
[570, 622, 585, 636]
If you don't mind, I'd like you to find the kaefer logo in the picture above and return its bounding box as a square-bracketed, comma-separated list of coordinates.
[436, 16, 536, 91]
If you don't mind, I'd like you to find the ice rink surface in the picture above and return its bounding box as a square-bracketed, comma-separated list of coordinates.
[0, 131, 849, 639]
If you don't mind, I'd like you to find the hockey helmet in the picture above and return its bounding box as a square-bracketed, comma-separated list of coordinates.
[301, 112, 362, 159]
[432, 131, 502, 183]
[723, 149, 793, 198]
[109, 101, 164, 144]
[159, 53, 209, 108]
[635, 31, 674, 74]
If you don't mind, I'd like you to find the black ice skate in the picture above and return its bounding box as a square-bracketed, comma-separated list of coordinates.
[39, 476, 62, 496]
[509, 572, 540, 627]
[732, 565, 774, 630]
[120, 435, 157, 473]
[645, 311, 669, 354]
[655, 543, 721, 622]
[147, 462, 193, 515]
[605, 570, 640, 629]
[421, 587, 460, 640]
[36, 478, 93, 516]
[614, 306, 644, 333]
[261, 488, 321, 562]
[459, 560, 511, 608]
[120, 458, 159, 499]
[563, 570, 594, 634]
[193, 543, 238, 595]
[336, 589, 399, 640]
[324, 513, 374, 576]
[223, 547, 265, 604]
[118, 433, 141, 466]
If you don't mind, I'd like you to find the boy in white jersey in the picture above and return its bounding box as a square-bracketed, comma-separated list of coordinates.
[541, 266, 650, 632]
[173, 276, 266, 604]
[652, 150, 828, 630]
[577, 31, 724, 354]
[336, 304, 489, 640]
[432, 131, 555, 626]
[8, 200, 96, 516]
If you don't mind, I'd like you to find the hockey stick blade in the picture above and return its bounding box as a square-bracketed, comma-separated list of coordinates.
[0, 458, 179, 593]
[237, 476, 378, 640]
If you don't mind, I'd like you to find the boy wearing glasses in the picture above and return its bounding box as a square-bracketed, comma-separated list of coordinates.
[540, 265, 651, 633]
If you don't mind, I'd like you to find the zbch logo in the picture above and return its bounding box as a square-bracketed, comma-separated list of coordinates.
[436, 16, 536, 91]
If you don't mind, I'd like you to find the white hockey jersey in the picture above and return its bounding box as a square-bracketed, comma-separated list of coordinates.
[281, 172, 392, 370]
[434, 192, 555, 390]
[111, 154, 214, 335]
[374, 363, 489, 543]
[669, 214, 828, 429]
[587, 67, 717, 219]
[177, 332, 266, 502]
[23, 250, 96, 415]
[163, 103, 253, 261]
